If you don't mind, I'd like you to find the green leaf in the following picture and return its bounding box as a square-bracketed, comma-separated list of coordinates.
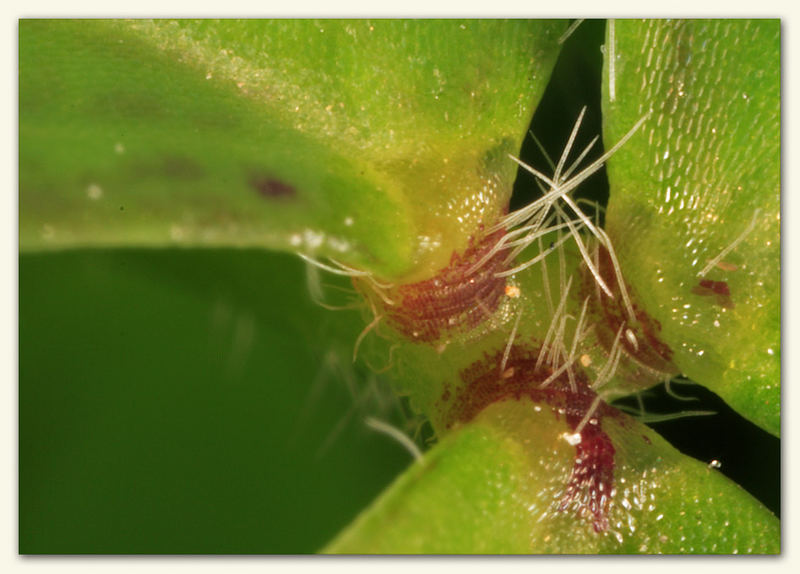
[20, 19, 566, 281]
[19, 249, 415, 553]
[601, 20, 780, 435]
[325, 398, 779, 554]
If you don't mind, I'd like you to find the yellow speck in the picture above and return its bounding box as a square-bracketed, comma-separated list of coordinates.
[505, 285, 521, 298]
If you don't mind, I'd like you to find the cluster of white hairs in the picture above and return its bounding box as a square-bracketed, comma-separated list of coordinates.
[298, 107, 650, 396]
[471, 107, 649, 331]
[531, 234, 625, 395]
[486, 107, 657, 436]
[298, 253, 395, 307]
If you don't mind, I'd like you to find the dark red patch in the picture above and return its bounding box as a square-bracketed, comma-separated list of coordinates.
[698, 279, 730, 296]
[692, 279, 734, 308]
[249, 174, 296, 199]
[559, 422, 616, 532]
[586, 248, 678, 376]
[442, 344, 620, 532]
[384, 229, 508, 343]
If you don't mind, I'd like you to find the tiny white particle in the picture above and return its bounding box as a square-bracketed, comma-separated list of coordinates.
[303, 229, 325, 250]
[86, 184, 103, 200]
[625, 328, 639, 351]
[327, 236, 351, 253]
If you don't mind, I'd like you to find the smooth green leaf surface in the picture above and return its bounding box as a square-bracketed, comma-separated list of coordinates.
[19, 249, 414, 553]
[601, 20, 780, 435]
[20, 19, 566, 281]
[326, 398, 779, 554]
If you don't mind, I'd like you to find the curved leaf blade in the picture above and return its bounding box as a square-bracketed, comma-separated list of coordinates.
[601, 19, 780, 434]
[325, 398, 779, 554]
[20, 19, 567, 281]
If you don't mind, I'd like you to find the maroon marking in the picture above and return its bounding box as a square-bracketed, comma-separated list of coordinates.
[692, 279, 733, 305]
[698, 279, 730, 296]
[559, 421, 615, 532]
[384, 229, 508, 343]
[585, 248, 678, 376]
[249, 175, 296, 199]
[442, 344, 621, 532]
[692, 279, 734, 308]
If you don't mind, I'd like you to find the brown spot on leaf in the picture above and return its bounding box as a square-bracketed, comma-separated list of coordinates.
[692, 279, 734, 308]
[249, 174, 297, 199]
